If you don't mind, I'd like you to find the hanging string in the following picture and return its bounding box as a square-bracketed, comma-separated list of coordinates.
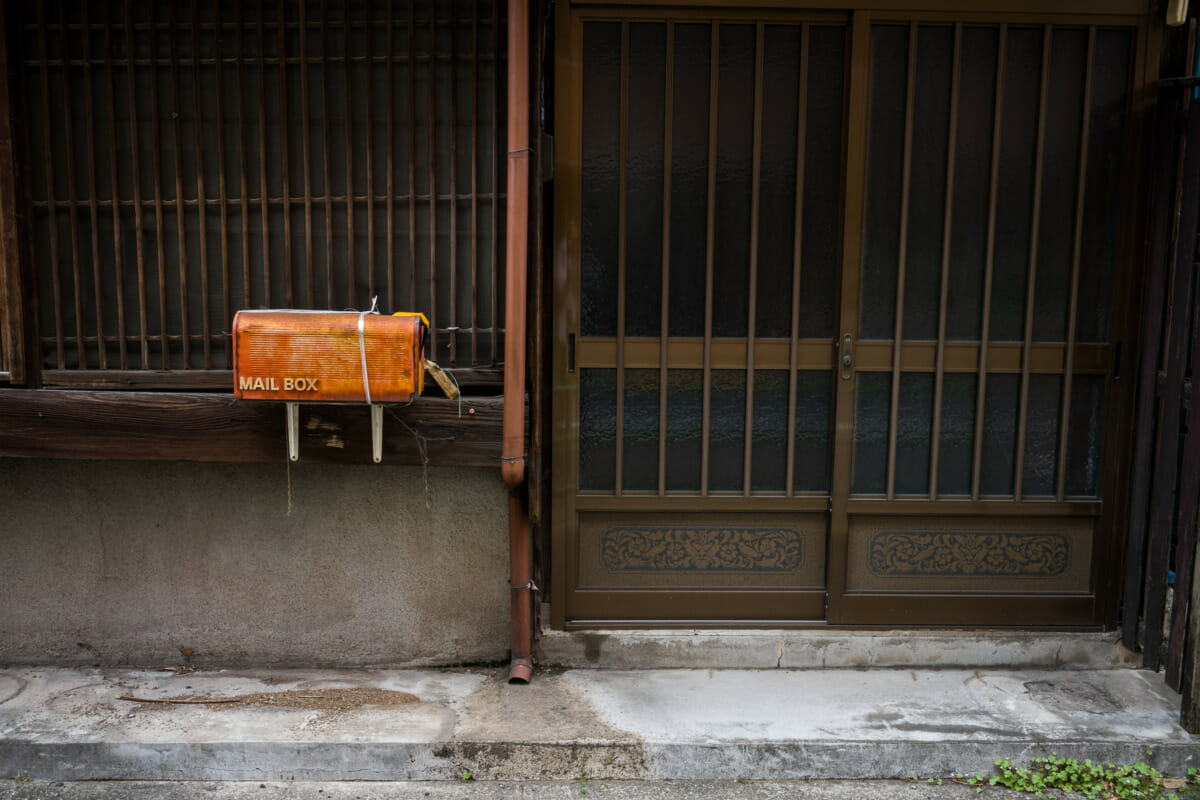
[357, 296, 379, 405]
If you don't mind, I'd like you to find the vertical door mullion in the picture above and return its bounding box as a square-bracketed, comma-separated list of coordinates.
[1056, 26, 1096, 502]
[828, 10, 872, 622]
[1014, 25, 1054, 501]
[885, 22, 918, 501]
[658, 22, 675, 497]
[970, 24, 1007, 501]
[929, 23, 962, 500]
[615, 22, 629, 496]
[743, 23, 765, 497]
[785, 23, 811, 498]
[701, 23, 720, 497]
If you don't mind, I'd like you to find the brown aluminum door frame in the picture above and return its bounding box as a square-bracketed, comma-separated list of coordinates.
[552, 2, 1151, 630]
[826, 9, 1149, 627]
[552, 5, 847, 628]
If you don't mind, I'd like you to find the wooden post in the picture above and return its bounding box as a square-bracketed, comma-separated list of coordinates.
[0, 0, 25, 385]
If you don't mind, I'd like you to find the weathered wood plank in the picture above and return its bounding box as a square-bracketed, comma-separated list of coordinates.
[0, 388, 503, 467]
[1123, 70, 1184, 652]
[1143, 97, 1200, 672]
[40, 367, 505, 392]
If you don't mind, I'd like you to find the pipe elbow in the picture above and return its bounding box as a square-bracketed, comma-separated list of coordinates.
[501, 458, 525, 486]
[509, 657, 533, 684]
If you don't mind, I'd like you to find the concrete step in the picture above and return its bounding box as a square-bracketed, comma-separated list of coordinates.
[534, 629, 1142, 671]
[1, 665, 1195, 782]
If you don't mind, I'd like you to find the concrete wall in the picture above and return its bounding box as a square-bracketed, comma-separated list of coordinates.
[0, 459, 510, 667]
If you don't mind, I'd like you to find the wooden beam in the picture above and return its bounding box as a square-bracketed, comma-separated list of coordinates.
[0, 388, 503, 467]
[0, 1, 24, 385]
[40, 367, 505, 393]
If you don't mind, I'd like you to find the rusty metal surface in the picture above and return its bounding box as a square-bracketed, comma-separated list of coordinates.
[232, 310, 427, 403]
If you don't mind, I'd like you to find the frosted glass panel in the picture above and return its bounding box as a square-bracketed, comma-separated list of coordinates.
[896, 372, 934, 495]
[666, 369, 703, 491]
[794, 371, 833, 492]
[581, 22, 621, 337]
[623, 369, 660, 492]
[668, 25, 711, 338]
[751, 370, 789, 492]
[937, 373, 976, 495]
[580, 368, 616, 491]
[853, 372, 891, 494]
[625, 24, 666, 338]
[709, 369, 747, 492]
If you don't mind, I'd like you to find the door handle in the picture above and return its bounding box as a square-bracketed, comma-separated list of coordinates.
[840, 333, 853, 380]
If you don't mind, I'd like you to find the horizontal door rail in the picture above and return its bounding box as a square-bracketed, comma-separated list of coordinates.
[578, 337, 1111, 372]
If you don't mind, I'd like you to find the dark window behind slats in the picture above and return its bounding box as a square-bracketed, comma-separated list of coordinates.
[21, 0, 506, 375]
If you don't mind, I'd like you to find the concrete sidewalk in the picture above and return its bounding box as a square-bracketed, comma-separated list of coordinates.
[1, 662, 1196, 783]
[0, 780, 1147, 800]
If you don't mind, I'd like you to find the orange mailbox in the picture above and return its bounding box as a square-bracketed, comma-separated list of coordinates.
[232, 308, 429, 463]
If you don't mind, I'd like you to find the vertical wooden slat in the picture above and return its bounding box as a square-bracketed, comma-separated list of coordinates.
[1014, 25, 1054, 500]
[170, 1, 192, 368]
[785, 23, 810, 497]
[885, 22, 918, 501]
[365, 0, 376, 303]
[0, 1, 25, 382]
[615, 22, 628, 495]
[970, 23, 1007, 500]
[657, 21, 674, 497]
[700, 22, 719, 496]
[59, 4, 88, 368]
[101, 3, 129, 369]
[80, 2, 108, 370]
[1055, 26, 1096, 502]
[213, 0, 231, 364]
[321, 0, 333, 308]
[237, 0, 252, 311]
[40, 4, 65, 370]
[928, 23, 962, 499]
[470, 0, 480, 362]
[408, 0, 418, 316]
[193, 0, 212, 367]
[148, 3, 170, 368]
[277, 0, 292, 308]
[299, 0, 313, 308]
[386, 0, 395, 311]
[428, 5, 439, 354]
[256, 2, 271, 307]
[122, 0, 148, 369]
[344, 0, 355, 306]
[449, 0, 459, 364]
[743, 22, 764, 497]
[491, 0, 500, 364]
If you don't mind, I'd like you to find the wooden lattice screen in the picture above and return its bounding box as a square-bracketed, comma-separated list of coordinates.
[19, 0, 506, 385]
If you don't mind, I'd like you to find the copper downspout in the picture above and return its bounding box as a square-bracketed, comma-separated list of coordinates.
[503, 0, 533, 684]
